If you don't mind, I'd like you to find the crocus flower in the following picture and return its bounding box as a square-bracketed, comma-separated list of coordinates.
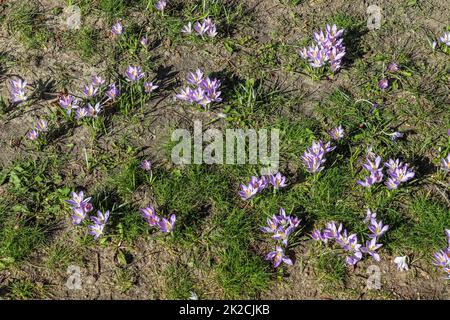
[368, 219, 389, 238]
[387, 63, 399, 72]
[140, 160, 152, 171]
[311, 229, 326, 241]
[91, 75, 105, 86]
[105, 83, 120, 100]
[390, 131, 404, 141]
[75, 107, 89, 120]
[329, 125, 344, 140]
[181, 22, 193, 34]
[385, 159, 415, 189]
[269, 172, 287, 189]
[361, 238, 383, 261]
[111, 22, 123, 35]
[65, 191, 93, 225]
[187, 69, 204, 85]
[438, 32, 450, 46]
[364, 209, 377, 224]
[83, 84, 98, 97]
[91, 210, 110, 226]
[140, 36, 149, 47]
[159, 214, 176, 233]
[238, 183, 258, 200]
[27, 129, 39, 140]
[144, 82, 159, 94]
[346, 252, 363, 266]
[87, 102, 102, 118]
[125, 65, 145, 82]
[155, 0, 167, 11]
[440, 154, 450, 173]
[140, 207, 160, 226]
[261, 217, 279, 234]
[394, 256, 409, 271]
[378, 78, 389, 90]
[88, 223, 105, 239]
[432, 250, 449, 267]
[35, 119, 48, 132]
[59, 94, 79, 115]
[265, 246, 293, 268]
[323, 222, 342, 239]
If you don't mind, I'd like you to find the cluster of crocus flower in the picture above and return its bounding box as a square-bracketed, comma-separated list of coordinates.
[111, 21, 124, 36]
[385, 158, 415, 190]
[181, 18, 217, 38]
[357, 155, 415, 190]
[432, 229, 450, 279]
[140, 160, 152, 171]
[301, 140, 336, 173]
[262, 208, 299, 268]
[65, 191, 111, 239]
[176, 69, 222, 108]
[312, 209, 388, 266]
[9, 78, 27, 103]
[140, 206, 176, 233]
[26, 118, 48, 141]
[238, 172, 287, 201]
[299, 24, 346, 72]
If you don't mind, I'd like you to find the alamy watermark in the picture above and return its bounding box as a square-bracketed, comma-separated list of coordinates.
[171, 121, 279, 175]
[367, 5, 382, 30]
[66, 265, 82, 290]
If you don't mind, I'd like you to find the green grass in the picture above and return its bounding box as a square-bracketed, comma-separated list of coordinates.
[4, 2, 52, 49]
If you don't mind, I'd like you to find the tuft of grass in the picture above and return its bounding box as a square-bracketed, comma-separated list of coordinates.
[5, 2, 52, 49]
[164, 263, 196, 299]
[8, 279, 38, 299]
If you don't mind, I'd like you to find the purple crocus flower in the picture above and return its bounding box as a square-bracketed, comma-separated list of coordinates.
[27, 129, 39, 140]
[194, 20, 209, 36]
[105, 83, 120, 100]
[378, 78, 389, 90]
[438, 32, 450, 46]
[181, 22, 192, 34]
[272, 226, 293, 246]
[361, 238, 383, 261]
[311, 229, 326, 241]
[75, 107, 89, 120]
[238, 183, 258, 201]
[187, 69, 204, 85]
[440, 154, 450, 173]
[155, 0, 167, 12]
[329, 125, 344, 140]
[346, 252, 363, 266]
[258, 176, 268, 190]
[86, 102, 102, 118]
[83, 84, 98, 97]
[125, 65, 145, 82]
[357, 155, 383, 187]
[140, 207, 160, 227]
[269, 172, 287, 189]
[35, 119, 48, 132]
[140, 37, 149, 47]
[111, 22, 123, 35]
[140, 160, 152, 171]
[59, 94, 79, 115]
[385, 159, 415, 189]
[261, 216, 279, 234]
[159, 214, 176, 233]
[301, 151, 326, 173]
[65, 191, 93, 225]
[364, 209, 377, 224]
[91, 75, 105, 87]
[88, 210, 111, 240]
[323, 221, 342, 239]
[390, 131, 404, 141]
[265, 246, 293, 268]
[432, 250, 449, 267]
[144, 82, 159, 94]
[176, 87, 193, 101]
[387, 63, 399, 72]
[368, 219, 389, 238]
